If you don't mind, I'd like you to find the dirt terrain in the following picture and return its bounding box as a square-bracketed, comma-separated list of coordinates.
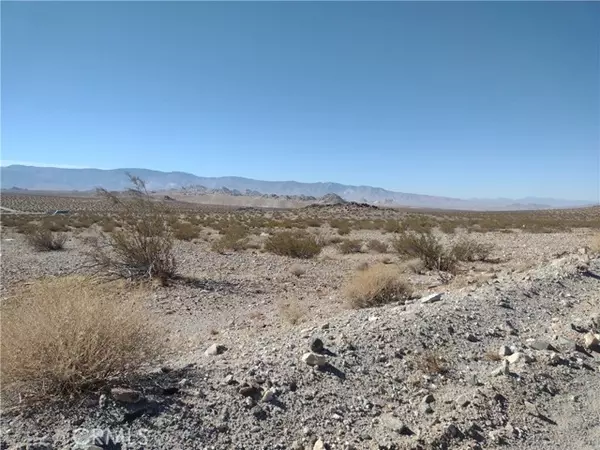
[1, 193, 599, 450]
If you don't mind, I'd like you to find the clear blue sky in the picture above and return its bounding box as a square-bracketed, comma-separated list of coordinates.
[2, 1, 599, 201]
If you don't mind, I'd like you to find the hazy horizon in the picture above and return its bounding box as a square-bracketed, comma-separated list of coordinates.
[2, 2, 599, 202]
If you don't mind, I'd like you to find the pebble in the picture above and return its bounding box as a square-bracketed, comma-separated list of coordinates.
[310, 338, 324, 353]
[584, 332, 599, 349]
[499, 346, 512, 357]
[491, 360, 510, 376]
[421, 292, 443, 304]
[528, 339, 556, 351]
[313, 438, 326, 450]
[302, 352, 327, 367]
[110, 387, 143, 404]
[205, 343, 227, 356]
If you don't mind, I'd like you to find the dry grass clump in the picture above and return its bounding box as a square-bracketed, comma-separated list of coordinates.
[367, 239, 388, 253]
[1, 276, 163, 399]
[416, 351, 449, 375]
[278, 297, 307, 325]
[24, 226, 67, 251]
[92, 175, 177, 281]
[392, 231, 457, 272]
[338, 239, 363, 254]
[451, 237, 493, 262]
[344, 264, 413, 309]
[264, 231, 323, 259]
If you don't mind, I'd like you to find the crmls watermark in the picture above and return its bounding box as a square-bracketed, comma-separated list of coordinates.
[72, 427, 150, 449]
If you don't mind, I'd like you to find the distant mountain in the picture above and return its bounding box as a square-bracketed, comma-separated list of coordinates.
[0, 165, 593, 211]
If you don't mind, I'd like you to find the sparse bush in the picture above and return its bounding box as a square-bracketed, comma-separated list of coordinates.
[451, 238, 493, 262]
[344, 264, 412, 308]
[1, 276, 162, 398]
[416, 351, 448, 375]
[367, 239, 388, 253]
[101, 220, 117, 233]
[211, 224, 250, 252]
[383, 220, 403, 233]
[392, 231, 457, 272]
[92, 175, 177, 281]
[172, 222, 200, 241]
[338, 239, 363, 254]
[264, 231, 323, 259]
[25, 226, 67, 251]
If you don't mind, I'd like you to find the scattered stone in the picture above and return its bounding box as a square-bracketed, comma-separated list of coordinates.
[421, 292, 443, 304]
[466, 333, 479, 342]
[98, 394, 107, 408]
[506, 352, 533, 364]
[321, 323, 330, 330]
[313, 438, 326, 450]
[261, 387, 276, 403]
[224, 374, 236, 385]
[528, 339, 556, 352]
[239, 385, 261, 398]
[110, 387, 143, 404]
[205, 344, 227, 356]
[422, 394, 435, 404]
[491, 360, 510, 376]
[302, 352, 327, 367]
[499, 345, 513, 357]
[455, 395, 471, 407]
[584, 332, 599, 349]
[310, 338, 324, 353]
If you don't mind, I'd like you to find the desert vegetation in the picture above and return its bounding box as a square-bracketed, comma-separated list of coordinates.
[344, 264, 413, 308]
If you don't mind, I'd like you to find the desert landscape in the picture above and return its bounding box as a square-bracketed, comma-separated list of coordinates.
[1, 185, 599, 450]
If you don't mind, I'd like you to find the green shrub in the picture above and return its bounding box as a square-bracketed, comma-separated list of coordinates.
[264, 231, 323, 259]
[392, 231, 457, 272]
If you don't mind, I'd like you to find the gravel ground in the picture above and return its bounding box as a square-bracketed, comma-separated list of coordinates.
[1, 225, 599, 450]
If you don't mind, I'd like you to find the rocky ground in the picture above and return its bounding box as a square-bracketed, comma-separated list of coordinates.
[1, 223, 599, 450]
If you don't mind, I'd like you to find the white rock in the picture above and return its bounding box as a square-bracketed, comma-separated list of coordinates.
[491, 360, 510, 376]
[506, 352, 533, 364]
[313, 438, 326, 450]
[584, 332, 599, 349]
[421, 292, 443, 304]
[302, 352, 327, 367]
[205, 343, 226, 356]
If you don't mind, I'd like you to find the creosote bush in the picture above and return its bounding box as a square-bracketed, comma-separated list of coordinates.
[392, 231, 457, 272]
[344, 264, 413, 309]
[367, 239, 388, 253]
[172, 222, 200, 241]
[338, 239, 363, 254]
[451, 238, 493, 262]
[264, 231, 323, 259]
[92, 175, 177, 281]
[1, 276, 163, 399]
[211, 224, 250, 253]
[25, 226, 67, 251]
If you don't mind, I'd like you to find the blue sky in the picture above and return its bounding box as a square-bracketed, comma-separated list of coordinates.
[2, 1, 599, 201]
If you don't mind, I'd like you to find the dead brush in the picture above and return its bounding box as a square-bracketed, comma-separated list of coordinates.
[344, 264, 413, 309]
[338, 239, 363, 254]
[91, 174, 177, 281]
[0, 276, 163, 400]
[24, 225, 67, 251]
[278, 297, 307, 325]
[417, 351, 449, 375]
[451, 237, 493, 262]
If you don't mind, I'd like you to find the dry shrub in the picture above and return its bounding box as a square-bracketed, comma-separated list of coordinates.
[451, 238, 493, 262]
[367, 239, 388, 253]
[264, 231, 323, 259]
[92, 175, 177, 281]
[1, 276, 162, 399]
[416, 351, 449, 374]
[290, 264, 306, 277]
[392, 231, 457, 272]
[25, 226, 67, 251]
[484, 350, 502, 361]
[344, 264, 412, 308]
[172, 222, 200, 241]
[383, 220, 404, 233]
[211, 224, 249, 253]
[101, 220, 117, 233]
[338, 239, 363, 254]
[278, 298, 306, 325]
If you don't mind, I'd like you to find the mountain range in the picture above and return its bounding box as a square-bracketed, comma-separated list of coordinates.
[0, 165, 594, 211]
